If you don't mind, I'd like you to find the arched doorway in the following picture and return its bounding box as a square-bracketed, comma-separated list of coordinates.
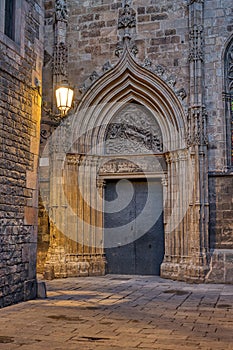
[41, 46, 210, 282]
[101, 101, 165, 275]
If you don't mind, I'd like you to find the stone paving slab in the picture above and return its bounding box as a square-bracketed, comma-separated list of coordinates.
[0, 275, 233, 349]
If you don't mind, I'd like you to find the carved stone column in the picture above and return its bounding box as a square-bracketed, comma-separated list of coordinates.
[96, 178, 106, 254]
[161, 146, 208, 281]
[53, 0, 68, 93]
[187, 0, 210, 280]
[43, 127, 69, 279]
[76, 157, 105, 276]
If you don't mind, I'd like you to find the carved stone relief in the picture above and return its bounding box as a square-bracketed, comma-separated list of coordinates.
[53, 42, 68, 77]
[118, 3, 136, 31]
[53, 0, 68, 82]
[118, 0, 136, 38]
[115, 0, 138, 57]
[55, 0, 68, 22]
[105, 104, 163, 155]
[98, 156, 166, 175]
[142, 60, 187, 102]
[187, 106, 208, 146]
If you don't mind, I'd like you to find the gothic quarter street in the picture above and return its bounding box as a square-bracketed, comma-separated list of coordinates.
[0, 275, 232, 350]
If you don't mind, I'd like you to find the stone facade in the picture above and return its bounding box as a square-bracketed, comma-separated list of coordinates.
[39, 0, 233, 283]
[0, 0, 43, 307]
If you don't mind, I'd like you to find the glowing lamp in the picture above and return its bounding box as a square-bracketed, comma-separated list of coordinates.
[55, 84, 74, 116]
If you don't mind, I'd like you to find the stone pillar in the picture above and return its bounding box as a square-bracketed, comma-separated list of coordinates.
[161, 146, 209, 282]
[44, 152, 105, 279]
[43, 126, 68, 279]
[187, 0, 210, 280]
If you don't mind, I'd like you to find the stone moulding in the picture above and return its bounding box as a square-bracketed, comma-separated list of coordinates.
[98, 156, 167, 176]
[74, 43, 187, 153]
[79, 55, 187, 113]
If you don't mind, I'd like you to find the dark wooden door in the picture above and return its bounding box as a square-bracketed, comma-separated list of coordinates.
[104, 179, 164, 275]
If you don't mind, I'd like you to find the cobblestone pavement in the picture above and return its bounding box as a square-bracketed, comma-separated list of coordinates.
[0, 275, 233, 350]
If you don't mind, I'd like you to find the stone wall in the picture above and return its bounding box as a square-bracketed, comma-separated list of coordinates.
[207, 175, 233, 283]
[203, 0, 233, 283]
[68, 0, 189, 105]
[209, 175, 233, 250]
[0, 0, 43, 307]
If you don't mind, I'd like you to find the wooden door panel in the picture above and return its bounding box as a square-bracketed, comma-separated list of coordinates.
[104, 179, 164, 275]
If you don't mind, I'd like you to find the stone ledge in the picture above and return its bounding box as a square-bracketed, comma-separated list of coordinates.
[161, 261, 209, 283]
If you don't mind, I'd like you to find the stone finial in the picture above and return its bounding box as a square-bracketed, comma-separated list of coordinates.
[118, 4, 136, 30]
[118, 0, 136, 40]
[55, 0, 68, 22]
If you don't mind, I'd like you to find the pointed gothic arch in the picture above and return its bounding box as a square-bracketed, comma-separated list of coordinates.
[70, 46, 187, 155]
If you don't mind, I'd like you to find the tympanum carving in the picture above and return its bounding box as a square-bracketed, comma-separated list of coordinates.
[105, 104, 163, 154]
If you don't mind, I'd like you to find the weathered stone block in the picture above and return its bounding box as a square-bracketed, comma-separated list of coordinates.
[24, 279, 37, 301]
[37, 281, 47, 299]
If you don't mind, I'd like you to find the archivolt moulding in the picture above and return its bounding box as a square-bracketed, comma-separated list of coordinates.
[70, 45, 187, 154]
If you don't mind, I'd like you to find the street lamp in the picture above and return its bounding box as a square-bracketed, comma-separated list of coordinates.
[55, 82, 74, 116]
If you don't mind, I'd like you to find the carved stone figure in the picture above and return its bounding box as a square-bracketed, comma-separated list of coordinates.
[176, 88, 187, 100]
[115, 42, 124, 57]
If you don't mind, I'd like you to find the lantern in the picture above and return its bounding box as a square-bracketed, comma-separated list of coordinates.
[55, 84, 74, 116]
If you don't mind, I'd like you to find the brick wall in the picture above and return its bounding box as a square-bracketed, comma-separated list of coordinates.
[0, 0, 43, 307]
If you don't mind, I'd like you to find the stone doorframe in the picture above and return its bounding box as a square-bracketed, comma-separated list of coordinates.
[43, 46, 210, 282]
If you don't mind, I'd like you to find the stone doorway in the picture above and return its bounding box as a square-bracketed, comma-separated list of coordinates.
[39, 46, 211, 282]
[104, 178, 164, 275]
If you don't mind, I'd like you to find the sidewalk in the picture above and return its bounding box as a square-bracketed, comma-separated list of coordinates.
[0, 275, 233, 349]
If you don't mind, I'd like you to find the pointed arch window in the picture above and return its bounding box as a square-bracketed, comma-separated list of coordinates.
[224, 38, 233, 167]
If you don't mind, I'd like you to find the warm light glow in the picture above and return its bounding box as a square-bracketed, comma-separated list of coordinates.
[55, 85, 74, 115]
